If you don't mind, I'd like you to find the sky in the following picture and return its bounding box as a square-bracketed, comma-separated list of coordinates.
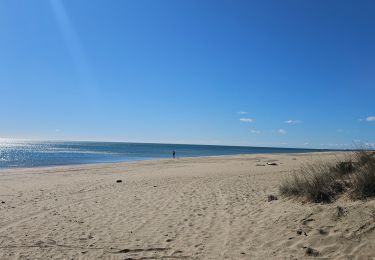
[0, 0, 374, 148]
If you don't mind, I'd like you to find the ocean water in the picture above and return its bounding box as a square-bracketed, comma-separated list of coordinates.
[0, 140, 327, 169]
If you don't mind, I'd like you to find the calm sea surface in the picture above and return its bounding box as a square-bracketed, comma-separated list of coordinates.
[0, 140, 327, 169]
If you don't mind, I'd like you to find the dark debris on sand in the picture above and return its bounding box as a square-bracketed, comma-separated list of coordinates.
[305, 246, 319, 257]
[267, 195, 278, 201]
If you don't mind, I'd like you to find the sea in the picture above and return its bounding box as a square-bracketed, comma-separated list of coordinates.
[0, 140, 327, 169]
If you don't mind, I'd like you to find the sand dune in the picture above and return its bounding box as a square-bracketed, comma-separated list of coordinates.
[0, 153, 374, 259]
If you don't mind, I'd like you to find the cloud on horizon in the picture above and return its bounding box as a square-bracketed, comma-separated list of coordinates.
[237, 111, 248, 115]
[284, 120, 301, 124]
[250, 129, 260, 134]
[366, 116, 375, 122]
[240, 118, 254, 123]
[278, 129, 286, 134]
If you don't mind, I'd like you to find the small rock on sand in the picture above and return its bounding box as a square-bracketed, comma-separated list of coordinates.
[267, 162, 278, 166]
[267, 195, 278, 201]
[116, 180, 122, 183]
[305, 247, 319, 257]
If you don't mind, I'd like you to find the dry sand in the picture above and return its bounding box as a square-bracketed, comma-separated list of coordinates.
[0, 152, 374, 259]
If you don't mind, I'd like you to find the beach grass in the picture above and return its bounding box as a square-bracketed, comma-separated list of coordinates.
[280, 149, 375, 202]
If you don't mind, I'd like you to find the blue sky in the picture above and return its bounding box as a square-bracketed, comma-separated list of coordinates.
[0, 0, 374, 148]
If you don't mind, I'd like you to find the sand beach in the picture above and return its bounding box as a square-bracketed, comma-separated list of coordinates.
[0, 152, 374, 259]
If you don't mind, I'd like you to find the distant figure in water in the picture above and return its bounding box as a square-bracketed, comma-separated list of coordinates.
[172, 150, 176, 159]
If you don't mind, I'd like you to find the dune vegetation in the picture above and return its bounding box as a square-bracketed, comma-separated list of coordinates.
[280, 150, 375, 203]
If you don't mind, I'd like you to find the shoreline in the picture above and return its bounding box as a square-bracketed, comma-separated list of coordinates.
[0, 151, 345, 173]
[0, 140, 336, 171]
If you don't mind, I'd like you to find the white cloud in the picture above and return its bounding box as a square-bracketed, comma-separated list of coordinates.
[240, 118, 254, 123]
[366, 116, 375, 122]
[250, 129, 260, 134]
[237, 111, 248, 115]
[284, 120, 301, 124]
[278, 129, 286, 134]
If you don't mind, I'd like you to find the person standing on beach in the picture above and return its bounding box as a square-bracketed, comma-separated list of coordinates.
[173, 150, 176, 159]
